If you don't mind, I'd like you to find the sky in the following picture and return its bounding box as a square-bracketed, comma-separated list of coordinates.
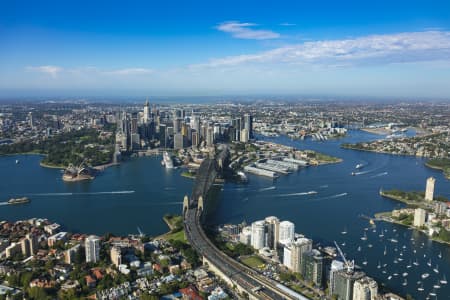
[1, 0, 450, 99]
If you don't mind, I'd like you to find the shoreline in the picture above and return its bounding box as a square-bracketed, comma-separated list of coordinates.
[375, 212, 450, 246]
[424, 161, 450, 180]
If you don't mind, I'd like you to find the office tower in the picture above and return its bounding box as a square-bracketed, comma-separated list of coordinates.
[131, 133, 140, 150]
[240, 128, 249, 143]
[213, 123, 221, 140]
[143, 99, 150, 123]
[329, 260, 345, 296]
[352, 276, 378, 300]
[191, 115, 200, 133]
[414, 208, 427, 227]
[265, 216, 280, 249]
[28, 112, 33, 129]
[302, 249, 323, 287]
[206, 127, 214, 146]
[181, 123, 188, 137]
[244, 114, 253, 138]
[232, 118, 241, 141]
[110, 246, 122, 267]
[131, 112, 139, 134]
[425, 177, 435, 201]
[251, 220, 266, 250]
[85, 235, 100, 263]
[290, 237, 312, 273]
[279, 221, 295, 245]
[173, 118, 182, 134]
[191, 130, 199, 148]
[174, 133, 185, 150]
[332, 270, 365, 300]
[159, 124, 167, 147]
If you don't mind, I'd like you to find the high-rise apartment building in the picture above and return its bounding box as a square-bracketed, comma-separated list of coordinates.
[85, 235, 100, 263]
[425, 177, 435, 201]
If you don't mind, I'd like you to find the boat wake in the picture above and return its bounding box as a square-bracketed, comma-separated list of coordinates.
[370, 172, 388, 178]
[29, 191, 135, 196]
[319, 185, 329, 188]
[278, 191, 318, 197]
[258, 186, 276, 192]
[313, 193, 348, 201]
[0, 202, 9, 206]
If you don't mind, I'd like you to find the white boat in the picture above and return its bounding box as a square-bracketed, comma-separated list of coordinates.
[440, 274, 447, 285]
[15, 159, 19, 164]
[384, 246, 387, 256]
[422, 273, 430, 279]
[398, 257, 403, 262]
[402, 279, 407, 286]
[418, 283, 424, 292]
[438, 251, 442, 259]
[429, 289, 437, 297]
[362, 258, 368, 266]
[162, 151, 174, 169]
[427, 259, 432, 267]
[433, 280, 441, 289]
[357, 246, 362, 252]
[377, 261, 381, 269]
[355, 163, 364, 169]
[390, 238, 398, 243]
[393, 273, 399, 277]
[388, 276, 392, 280]
[434, 264, 439, 274]
[361, 232, 367, 241]
[341, 227, 347, 235]
[413, 259, 420, 266]
[368, 244, 373, 248]
[403, 272, 408, 277]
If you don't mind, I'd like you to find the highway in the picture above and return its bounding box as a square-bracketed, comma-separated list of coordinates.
[183, 155, 304, 300]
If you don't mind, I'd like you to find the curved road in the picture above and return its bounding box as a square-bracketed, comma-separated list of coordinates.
[183, 156, 305, 300]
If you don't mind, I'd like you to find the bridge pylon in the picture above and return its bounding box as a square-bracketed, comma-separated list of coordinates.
[183, 195, 189, 214]
[197, 196, 203, 212]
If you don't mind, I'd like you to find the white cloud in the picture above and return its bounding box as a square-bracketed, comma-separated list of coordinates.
[25, 65, 63, 77]
[202, 31, 450, 67]
[279, 22, 296, 26]
[104, 68, 153, 75]
[216, 21, 280, 40]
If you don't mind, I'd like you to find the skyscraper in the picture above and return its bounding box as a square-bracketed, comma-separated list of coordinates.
[329, 260, 344, 296]
[85, 235, 100, 263]
[414, 208, 426, 227]
[353, 276, 378, 300]
[143, 99, 150, 123]
[332, 270, 365, 300]
[251, 220, 266, 250]
[302, 249, 323, 287]
[291, 237, 312, 273]
[244, 114, 253, 138]
[279, 221, 295, 245]
[425, 177, 435, 201]
[264, 216, 280, 249]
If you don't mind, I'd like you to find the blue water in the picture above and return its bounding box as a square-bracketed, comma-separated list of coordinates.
[209, 131, 450, 298]
[1, 130, 449, 298]
[0, 155, 192, 236]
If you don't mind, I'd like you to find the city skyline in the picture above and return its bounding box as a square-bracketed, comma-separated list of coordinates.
[1, 0, 450, 98]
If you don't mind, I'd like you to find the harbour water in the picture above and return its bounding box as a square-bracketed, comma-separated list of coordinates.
[1, 130, 450, 298]
[0, 155, 192, 236]
[210, 130, 450, 298]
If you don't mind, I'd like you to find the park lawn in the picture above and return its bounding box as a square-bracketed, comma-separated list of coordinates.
[241, 255, 265, 269]
[164, 229, 186, 243]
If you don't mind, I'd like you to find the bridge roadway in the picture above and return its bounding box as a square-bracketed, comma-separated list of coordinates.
[184, 156, 300, 300]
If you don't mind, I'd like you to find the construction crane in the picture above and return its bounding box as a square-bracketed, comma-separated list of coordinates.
[334, 241, 354, 273]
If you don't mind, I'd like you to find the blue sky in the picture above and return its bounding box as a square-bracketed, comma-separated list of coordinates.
[1, 0, 450, 98]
